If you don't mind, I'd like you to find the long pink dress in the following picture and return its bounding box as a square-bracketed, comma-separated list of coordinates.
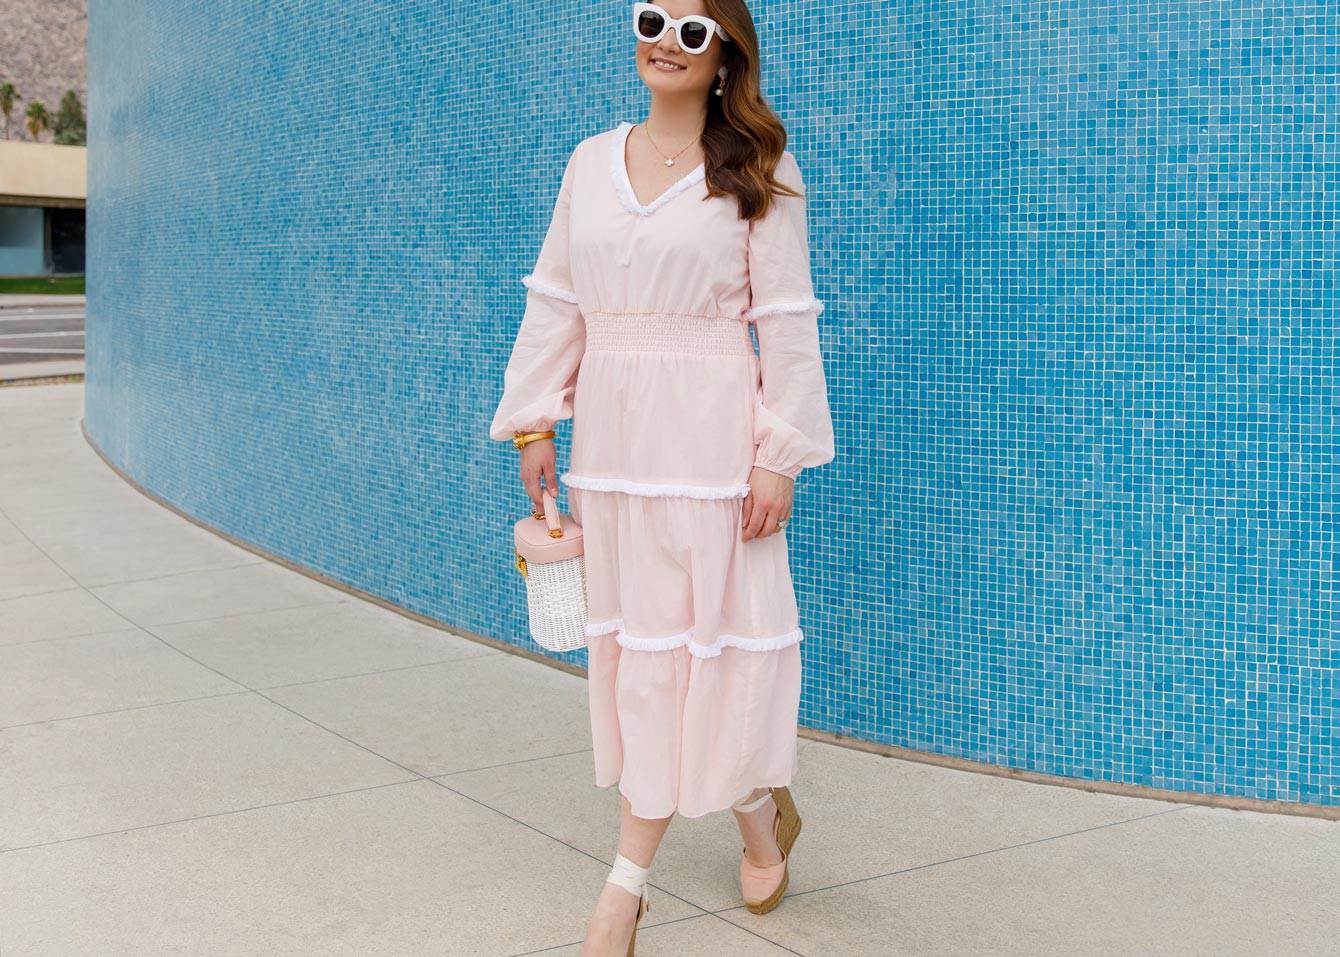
[489, 120, 835, 819]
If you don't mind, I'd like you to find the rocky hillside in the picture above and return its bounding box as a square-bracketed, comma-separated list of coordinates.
[0, 0, 87, 142]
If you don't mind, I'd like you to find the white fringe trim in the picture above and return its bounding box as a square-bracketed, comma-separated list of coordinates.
[611, 121, 706, 217]
[560, 472, 752, 500]
[742, 298, 825, 321]
[591, 623, 805, 658]
[522, 273, 579, 304]
[693, 627, 805, 658]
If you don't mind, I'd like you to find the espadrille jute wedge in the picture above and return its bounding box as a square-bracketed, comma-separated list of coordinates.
[732, 786, 802, 915]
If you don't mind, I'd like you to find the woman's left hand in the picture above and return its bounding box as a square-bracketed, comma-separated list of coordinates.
[742, 466, 794, 542]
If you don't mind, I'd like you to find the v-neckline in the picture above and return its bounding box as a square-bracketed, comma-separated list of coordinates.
[611, 121, 706, 216]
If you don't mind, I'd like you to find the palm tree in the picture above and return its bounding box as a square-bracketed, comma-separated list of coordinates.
[0, 82, 20, 140]
[24, 100, 49, 142]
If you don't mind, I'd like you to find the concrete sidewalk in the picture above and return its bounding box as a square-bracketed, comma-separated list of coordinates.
[0, 381, 1335, 956]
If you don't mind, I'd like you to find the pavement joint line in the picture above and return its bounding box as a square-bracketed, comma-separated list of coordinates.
[0, 688, 256, 732]
[0, 584, 95, 605]
[0, 581, 99, 603]
[506, 910, 807, 957]
[249, 649, 510, 691]
[0, 559, 273, 600]
[706, 802, 1196, 913]
[3, 558, 274, 596]
[0, 623, 150, 648]
[1, 738, 626, 875]
[0, 570, 292, 608]
[0, 639, 559, 728]
[697, 912, 810, 956]
[144, 611, 508, 690]
[77, 559, 315, 593]
[427, 747, 596, 780]
[408, 776, 712, 923]
[0, 777, 428, 855]
[0, 624, 503, 690]
[77, 595, 351, 629]
[0, 504, 356, 645]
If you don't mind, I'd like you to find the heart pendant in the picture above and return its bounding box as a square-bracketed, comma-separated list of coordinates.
[665, 158, 674, 167]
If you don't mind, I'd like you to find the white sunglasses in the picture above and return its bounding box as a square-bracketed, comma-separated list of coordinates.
[633, 2, 732, 54]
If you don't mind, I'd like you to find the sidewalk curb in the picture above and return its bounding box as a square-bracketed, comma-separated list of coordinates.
[0, 360, 85, 383]
[0, 294, 87, 310]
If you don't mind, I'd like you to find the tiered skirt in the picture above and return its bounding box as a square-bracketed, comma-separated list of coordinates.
[563, 310, 807, 819]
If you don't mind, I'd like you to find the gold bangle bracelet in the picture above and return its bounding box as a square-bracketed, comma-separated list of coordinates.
[513, 429, 556, 450]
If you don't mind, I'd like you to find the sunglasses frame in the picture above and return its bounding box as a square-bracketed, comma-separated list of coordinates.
[632, 2, 732, 55]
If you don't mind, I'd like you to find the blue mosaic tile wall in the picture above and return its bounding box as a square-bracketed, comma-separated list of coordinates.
[84, 0, 1338, 809]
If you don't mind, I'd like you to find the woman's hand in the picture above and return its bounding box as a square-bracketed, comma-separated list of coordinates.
[519, 438, 558, 514]
[742, 466, 794, 541]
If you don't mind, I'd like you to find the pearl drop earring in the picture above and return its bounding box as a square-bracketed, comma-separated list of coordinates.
[716, 66, 728, 96]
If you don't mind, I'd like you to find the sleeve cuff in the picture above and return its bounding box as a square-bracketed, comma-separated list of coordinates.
[751, 456, 803, 480]
[491, 421, 560, 442]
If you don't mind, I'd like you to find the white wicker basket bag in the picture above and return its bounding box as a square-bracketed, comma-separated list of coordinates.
[513, 487, 589, 652]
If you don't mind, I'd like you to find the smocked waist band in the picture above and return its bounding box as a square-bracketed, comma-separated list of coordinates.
[583, 311, 756, 357]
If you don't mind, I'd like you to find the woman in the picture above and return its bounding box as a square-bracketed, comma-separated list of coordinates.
[488, 1, 835, 952]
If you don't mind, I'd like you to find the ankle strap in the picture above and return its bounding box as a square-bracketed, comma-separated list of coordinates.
[731, 788, 774, 813]
[605, 852, 650, 896]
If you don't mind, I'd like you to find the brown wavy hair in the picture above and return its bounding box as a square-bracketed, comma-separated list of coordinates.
[699, 0, 804, 222]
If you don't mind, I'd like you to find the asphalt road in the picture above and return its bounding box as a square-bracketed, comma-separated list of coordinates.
[0, 301, 86, 365]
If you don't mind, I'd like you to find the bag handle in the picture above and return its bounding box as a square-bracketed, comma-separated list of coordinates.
[536, 486, 564, 538]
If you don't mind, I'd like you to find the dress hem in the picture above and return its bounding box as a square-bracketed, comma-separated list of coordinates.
[596, 779, 799, 820]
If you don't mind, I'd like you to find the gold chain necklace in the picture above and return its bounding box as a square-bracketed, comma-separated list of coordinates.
[640, 121, 702, 167]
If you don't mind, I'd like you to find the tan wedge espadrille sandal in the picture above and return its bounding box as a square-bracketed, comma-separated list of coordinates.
[732, 785, 802, 915]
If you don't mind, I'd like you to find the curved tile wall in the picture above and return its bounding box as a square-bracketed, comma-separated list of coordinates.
[85, 0, 1338, 810]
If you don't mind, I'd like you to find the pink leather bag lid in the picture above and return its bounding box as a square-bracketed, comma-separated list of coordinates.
[514, 487, 584, 562]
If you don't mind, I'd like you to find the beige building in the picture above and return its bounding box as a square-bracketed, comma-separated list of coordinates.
[0, 140, 86, 275]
